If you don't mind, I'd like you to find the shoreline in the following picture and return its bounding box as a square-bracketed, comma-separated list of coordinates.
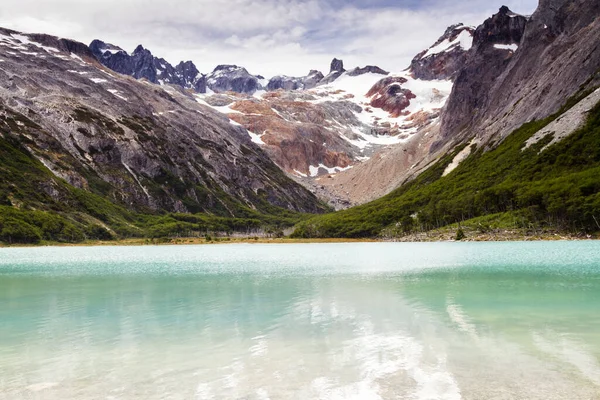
[0, 229, 596, 248]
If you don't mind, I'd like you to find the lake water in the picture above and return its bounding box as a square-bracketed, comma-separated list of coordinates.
[1, 242, 599, 399]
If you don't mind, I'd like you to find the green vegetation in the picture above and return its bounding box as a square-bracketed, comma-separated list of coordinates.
[2, 85, 599, 244]
[292, 92, 600, 238]
[0, 107, 316, 245]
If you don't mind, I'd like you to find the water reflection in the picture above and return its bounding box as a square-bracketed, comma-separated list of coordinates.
[0, 243, 599, 399]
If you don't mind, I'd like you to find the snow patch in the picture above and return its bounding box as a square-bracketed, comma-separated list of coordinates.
[194, 95, 243, 115]
[253, 89, 266, 99]
[69, 53, 85, 64]
[248, 131, 266, 145]
[107, 89, 128, 101]
[89, 78, 108, 84]
[493, 44, 519, 52]
[423, 29, 473, 58]
[12, 33, 60, 54]
[309, 71, 451, 142]
[309, 163, 353, 177]
[342, 127, 404, 150]
[101, 47, 124, 55]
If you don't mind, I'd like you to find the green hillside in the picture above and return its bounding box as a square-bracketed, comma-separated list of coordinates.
[292, 91, 600, 239]
[0, 129, 311, 245]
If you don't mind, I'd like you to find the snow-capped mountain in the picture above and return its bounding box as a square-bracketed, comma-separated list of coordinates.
[409, 24, 475, 80]
[205, 65, 264, 94]
[267, 70, 325, 91]
[194, 55, 455, 207]
[84, 23, 475, 208]
[0, 27, 325, 216]
[90, 40, 207, 93]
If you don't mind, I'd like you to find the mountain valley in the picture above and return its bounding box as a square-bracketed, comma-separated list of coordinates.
[0, 0, 599, 243]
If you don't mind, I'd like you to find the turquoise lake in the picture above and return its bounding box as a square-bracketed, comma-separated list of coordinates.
[1, 242, 599, 399]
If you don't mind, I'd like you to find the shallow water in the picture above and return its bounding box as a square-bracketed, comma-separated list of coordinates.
[1, 242, 599, 399]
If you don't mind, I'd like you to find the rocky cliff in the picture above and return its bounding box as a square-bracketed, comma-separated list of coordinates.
[409, 24, 474, 81]
[307, 2, 600, 208]
[438, 1, 600, 151]
[206, 65, 264, 94]
[90, 40, 207, 93]
[267, 70, 325, 91]
[0, 28, 326, 218]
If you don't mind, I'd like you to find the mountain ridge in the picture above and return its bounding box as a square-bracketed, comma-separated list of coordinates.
[2, 1, 598, 244]
[291, 0, 600, 238]
[0, 27, 328, 243]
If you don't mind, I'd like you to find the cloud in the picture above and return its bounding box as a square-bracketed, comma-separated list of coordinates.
[0, 0, 538, 77]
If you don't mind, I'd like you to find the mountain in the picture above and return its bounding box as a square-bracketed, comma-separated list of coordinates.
[195, 55, 454, 208]
[0, 27, 326, 243]
[90, 40, 207, 92]
[2, 0, 597, 243]
[291, 0, 600, 238]
[438, 1, 600, 151]
[409, 23, 475, 80]
[267, 70, 325, 91]
[206, 65, 264, 94]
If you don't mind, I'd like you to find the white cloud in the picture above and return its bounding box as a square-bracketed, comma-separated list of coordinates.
[0, 0, 538, 77]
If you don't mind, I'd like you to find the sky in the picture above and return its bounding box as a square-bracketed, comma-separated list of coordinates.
[0, 0, 538, 77]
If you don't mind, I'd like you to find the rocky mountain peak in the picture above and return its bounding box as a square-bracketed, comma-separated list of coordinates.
[89, 39, 125, 56]
[133, 44, 147, 55]
[176, 60, 199, 76]
[213, 64, 243, 73]
[330, 58, 345, 73]
[206, 65, 262, 94]
[319, 58, 346, 85]
[347, 65, 389, 77]
[90, 39, 207, 93]
[266, 69, 325, 91]
[409, 23, 474, 80]
[472, 6, 528, 49]
[438, 4, 535, 150]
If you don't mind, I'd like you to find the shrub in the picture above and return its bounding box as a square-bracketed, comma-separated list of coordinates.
[0, 218, 42, 244]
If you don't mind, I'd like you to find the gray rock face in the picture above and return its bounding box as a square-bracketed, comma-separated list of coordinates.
[318, 58, 347, 85]
[267, 70, 325, 91]
[89, 40, 207, 93]
[18, 30, 96, 60]
[206, 65, 263, 94]
[435, 6, 528, 149]
[267, 75, 304, 91]
[437, 1, 600, 152]
[472, 6, 528, 46]
[303, 70, 325, 89]
[0, 29, 326, 215]
[330, 58, 345, 73]
[410, 24, 474, 81]
[347, 66, 389, 77]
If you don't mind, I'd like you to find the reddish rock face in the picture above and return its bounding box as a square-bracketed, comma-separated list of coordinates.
[367, 77, 416, 118]
[225, 97, 358, 176]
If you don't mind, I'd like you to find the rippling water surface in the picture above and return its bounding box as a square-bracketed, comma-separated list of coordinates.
[1, 242, 600, 399]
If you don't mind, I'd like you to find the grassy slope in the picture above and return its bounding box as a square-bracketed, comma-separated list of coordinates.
[0, 119, 316, 245]
[292, 91, 600, 238]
